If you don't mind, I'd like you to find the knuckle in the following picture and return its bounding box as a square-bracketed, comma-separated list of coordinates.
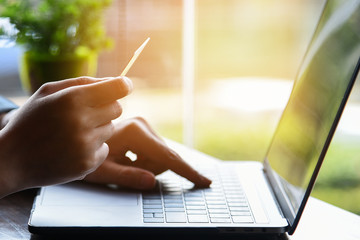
[72, 76, 95, 86]
[75, 76, 91, 83]
[127, 119, 143, 132]
[37, 82, 55, 95]
[101, 122, 115, 142]
[107, 122, 115, 136]
[111, 101, 123, 118]
[125, 117, 146, 131]
[73, 147, 95, 171]
[73, 138, 108, 173]
[133, 116, 146, 124]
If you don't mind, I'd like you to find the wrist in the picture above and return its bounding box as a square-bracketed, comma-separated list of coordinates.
[0, 129, 22, 198]
[0, 132, 11, 197]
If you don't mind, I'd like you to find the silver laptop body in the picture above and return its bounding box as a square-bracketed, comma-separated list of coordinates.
[28, 0, 360, 236]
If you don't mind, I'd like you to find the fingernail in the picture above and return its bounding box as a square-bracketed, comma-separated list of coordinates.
[140, 173, 156, 189]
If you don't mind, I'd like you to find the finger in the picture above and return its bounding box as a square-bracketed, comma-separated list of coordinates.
[85, 143, 110, 175]
[121, 118, 212, 187]
[127, 137, 212, 187]
[36, 76, 112, 96]
[132, 117, 163, 141]
[94, 122, 115, 146]
[80, 77, 133, 106]
[85, 161, 156, 190]
[158, 147, 212, 188]
[88, 101, 123, 127]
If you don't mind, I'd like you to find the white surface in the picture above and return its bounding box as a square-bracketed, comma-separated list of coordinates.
[291, 197, 360, 239]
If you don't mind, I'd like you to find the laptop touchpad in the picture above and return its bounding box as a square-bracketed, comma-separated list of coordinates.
[40, 182, 139, 207]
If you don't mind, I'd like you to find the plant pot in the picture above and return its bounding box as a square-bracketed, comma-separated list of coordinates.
[20, 51, 98, 94]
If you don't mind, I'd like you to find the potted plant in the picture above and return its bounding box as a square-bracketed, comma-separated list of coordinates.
[0, 0, 112, 94]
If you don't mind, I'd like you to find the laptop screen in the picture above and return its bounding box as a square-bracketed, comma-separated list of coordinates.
[264, 0, 360, 233]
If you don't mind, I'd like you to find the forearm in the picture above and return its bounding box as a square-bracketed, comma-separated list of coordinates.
[0, 130, 21, 198]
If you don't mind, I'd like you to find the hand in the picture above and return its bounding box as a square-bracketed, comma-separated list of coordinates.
[0, 76, 132, 197]
[84, 117, 212, 190]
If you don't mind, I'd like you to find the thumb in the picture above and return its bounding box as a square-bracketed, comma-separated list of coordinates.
[84, 161, 156, 190]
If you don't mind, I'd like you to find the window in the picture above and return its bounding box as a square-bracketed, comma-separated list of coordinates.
[98, 0, 324, 160]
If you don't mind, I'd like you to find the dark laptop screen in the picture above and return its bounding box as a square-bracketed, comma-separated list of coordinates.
[264, 0, 360, 232]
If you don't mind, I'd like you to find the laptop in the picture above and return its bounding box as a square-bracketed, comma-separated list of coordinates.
[28, 0, 360, 237]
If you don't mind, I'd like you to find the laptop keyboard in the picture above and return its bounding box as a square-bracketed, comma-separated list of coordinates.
[142, 166, 254, 224]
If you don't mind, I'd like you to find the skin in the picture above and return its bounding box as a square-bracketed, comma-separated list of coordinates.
[0, 76, 211, 198]
[85, 117, 212, 189]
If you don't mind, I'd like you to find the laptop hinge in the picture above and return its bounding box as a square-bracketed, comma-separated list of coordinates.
[262, 160, 296, 226]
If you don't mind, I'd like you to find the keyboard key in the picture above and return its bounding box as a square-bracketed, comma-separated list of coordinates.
[209, 214, 230, 218]
[229, 206, 249, 212]
[208, 209, 229, 214]
[228, 202, 248, 207]
[185, 201, 205, 206]
[227, 199, 247, 203]
[164, 199, 183, 204]
[184, 198, 204, 203]
[186, 210, 207, 215]
[166, 212, 187, 223]
[188, 215, 208, 223]
[204, 191, 223, 196]
[184, 192, 202, 198]
[142, 194, 161, 199]
[154, 213, 164, 218]
[207, 204, 227, 209]
[186, 205, 206, 210]
[230, 211, 251, 216]
[226, 195, 245, 201]
[232, 216, 253, 223]
[164, 203, 184, 208]
[143, 164, 254, 225]
[224, 187, 242, 191]
[143, 209, 163, 213]
[226, 194, 245, 199]
[165, 207, 185, 212]
[210, 218, 231, 223]
[206, 200, 226, 205]
[205, 196, 225, 201]
[144, 218, 164, 223]
[143, 204, 162, 209]
[164, 195, 182, 199]
[143, 199, 162, 204]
